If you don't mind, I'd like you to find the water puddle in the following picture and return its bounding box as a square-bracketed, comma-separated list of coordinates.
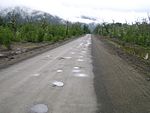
[146, 77, 150, 81]
[30, 104, 48, 113]
[57, 69, 63, 73]
[32, 73, 40, 77]
[52, 81, 64, 87]
[73, 66, 80, 69]
[64, 56, 72, 59]
[77, 59, 84, 62]
[79, 56, 83, 58]
[85, 43, 91, 47]
[79, 43, 84, 46]
[82, 51, 86, 53]
[72, 69, 81, 73]
[74, 73, 88, 77]
[0, 53, 5, 57]
[71, 52, 75, 55]
[58, 56, 71, 60]
[46, 55, 50, 58]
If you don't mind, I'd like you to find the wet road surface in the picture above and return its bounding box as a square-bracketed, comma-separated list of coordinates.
[0, 34, 150, 113]
[0, 34, 97, 113]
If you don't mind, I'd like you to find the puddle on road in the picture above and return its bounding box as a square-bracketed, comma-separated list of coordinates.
[79, 43, 84, 46]
[46, 55, 50, 58]
[58, 56, 72, 60]
[82, 51, 86, 53]
[72, 69, 81, 73]
[73, 66, 80, 69]
[64, 56, 72, 59]
[146, 77, 150, 81]
[30, 104, 48, 113]
[71, 52, 75, 55]
[85, 43, 91, 47]
[52, 81, 64, 87]
[56, 69, 63, 73]
[0, 53, 4, 57]
[74, 73, 88, 77]
[77, 59, 84, 62]
[32, 73, 40, 77]
[78, 56, 83, 58]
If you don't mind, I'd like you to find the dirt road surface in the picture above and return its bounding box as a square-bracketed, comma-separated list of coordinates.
[0, 35, 97, 113]
[92, 36, 150, 113]
[0, 34, 150, 113]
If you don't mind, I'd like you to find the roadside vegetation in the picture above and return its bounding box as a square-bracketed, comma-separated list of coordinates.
[93, 20, 150, 60]
[0, 12, 90, 50]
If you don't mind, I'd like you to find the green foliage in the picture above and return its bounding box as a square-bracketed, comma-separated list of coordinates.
[0, 16, 4, 26]
[37, 28, 44, 42]
[0, 16, 88, 49]
[0, 26, 13, 49]
[83, 25, 91, 34]
[94, 21, 150, 47]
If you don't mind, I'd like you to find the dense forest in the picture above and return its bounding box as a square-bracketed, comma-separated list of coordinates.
[0, 8, 90, 50]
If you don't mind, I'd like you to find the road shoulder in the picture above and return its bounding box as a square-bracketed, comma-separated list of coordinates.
[0, 37, 79, 69]
[92, 35, 150, 113]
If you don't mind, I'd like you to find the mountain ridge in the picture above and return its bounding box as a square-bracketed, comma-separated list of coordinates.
[0, 6, 65, 24]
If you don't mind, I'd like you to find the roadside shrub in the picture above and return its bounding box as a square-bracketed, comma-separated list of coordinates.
[0, 26, 13, 49]
[52, 36, 59, 42]
[43, 33, 53, 42]
[94, 22, 150, 47]
[37, 28, 44, 42]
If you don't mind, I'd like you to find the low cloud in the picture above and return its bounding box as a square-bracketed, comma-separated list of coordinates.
[0, 0, 150, 23]
[80, 16, 97, 21]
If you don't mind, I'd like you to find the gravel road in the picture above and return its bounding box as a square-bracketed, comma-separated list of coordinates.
[92, 35, 150, 113]
[0, 34, 97, 113]
[0, 34, 150, 113]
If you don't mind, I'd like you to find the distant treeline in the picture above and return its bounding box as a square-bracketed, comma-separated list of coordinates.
[0, 13, 90, 50]
[93, 21, 150, 47]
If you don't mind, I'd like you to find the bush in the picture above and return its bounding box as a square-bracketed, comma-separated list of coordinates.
[37, 28, 44, 42]
[44, 33, 52, 42]
[52, 36, 59, 42]
[0, 26, 13, 49]
[0, 21, 85, 46]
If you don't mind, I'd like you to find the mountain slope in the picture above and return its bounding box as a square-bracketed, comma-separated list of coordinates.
[0, 6, 64, 24]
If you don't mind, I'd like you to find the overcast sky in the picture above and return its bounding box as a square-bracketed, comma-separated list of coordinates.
[1, 0, 150, 23]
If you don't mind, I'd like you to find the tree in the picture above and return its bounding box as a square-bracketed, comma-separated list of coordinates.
[0, 16, 4, 26]
[8, 11, 18, 40]
[83, 24, 90, 34]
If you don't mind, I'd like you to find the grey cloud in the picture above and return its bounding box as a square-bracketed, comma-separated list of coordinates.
[80, 15, 97, 21]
